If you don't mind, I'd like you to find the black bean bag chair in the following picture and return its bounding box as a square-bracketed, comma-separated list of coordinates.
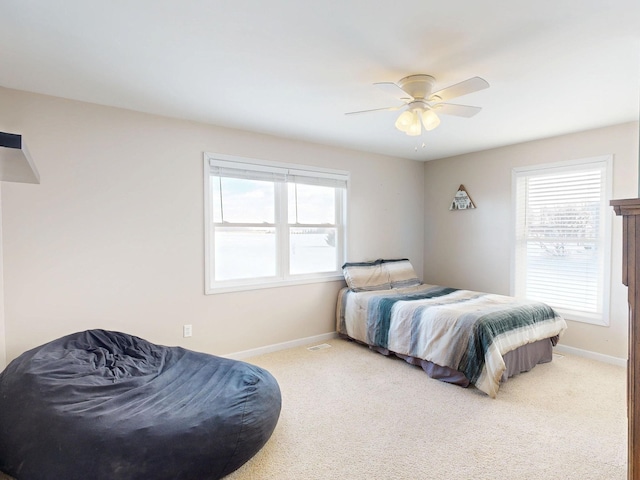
[0, 329, 281, 480]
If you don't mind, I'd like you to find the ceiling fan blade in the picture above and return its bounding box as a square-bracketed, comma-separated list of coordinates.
[374, 81, 414, 101]
[429, 77, 489, 102]
[345, 105, 405, 115]
[432, 103, 482, 117]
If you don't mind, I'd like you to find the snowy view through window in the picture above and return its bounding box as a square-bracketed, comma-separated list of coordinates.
[212, 177, 338, 281]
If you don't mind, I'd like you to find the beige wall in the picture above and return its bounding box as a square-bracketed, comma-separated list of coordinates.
[0, 87, 425, 364]
[2, 84, 634, 366]
[424, 122, 640, 360]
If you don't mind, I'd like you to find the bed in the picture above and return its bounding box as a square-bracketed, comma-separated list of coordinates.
[0, 329, 281, 480]
[337, 259, 568, 397]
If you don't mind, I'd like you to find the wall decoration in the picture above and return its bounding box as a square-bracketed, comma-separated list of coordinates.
[450, 184, 476, 210]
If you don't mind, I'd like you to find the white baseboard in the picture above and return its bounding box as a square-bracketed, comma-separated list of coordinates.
[554, 344, 626, 367]
[224, 332, 339, 360]
[224, 332, 627, 368]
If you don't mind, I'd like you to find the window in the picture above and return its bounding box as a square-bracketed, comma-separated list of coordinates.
[204, 153, 348, 293]
[512, 155, 612, 325]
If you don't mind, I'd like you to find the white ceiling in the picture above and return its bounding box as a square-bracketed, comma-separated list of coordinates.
[1, 1, 639, 161]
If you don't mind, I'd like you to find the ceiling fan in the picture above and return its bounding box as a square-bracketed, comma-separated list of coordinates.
[347, 74, 490, 136]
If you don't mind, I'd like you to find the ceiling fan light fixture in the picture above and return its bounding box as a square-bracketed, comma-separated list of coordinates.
[421, 109, 441, 131]
[395, 109, 423, 136]
[395, 106, 438, 136]
[406, 110, 422, 136]
[394, 110, 414, 132]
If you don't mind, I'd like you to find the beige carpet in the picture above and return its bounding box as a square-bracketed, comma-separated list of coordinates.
[226, 338, 626, 480]
[0, 338, 627, 479]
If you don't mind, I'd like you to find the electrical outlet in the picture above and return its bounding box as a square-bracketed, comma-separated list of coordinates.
[183, 324, 192, 338]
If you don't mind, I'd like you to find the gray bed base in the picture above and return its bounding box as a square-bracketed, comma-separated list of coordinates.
[340, 334, 557, 388]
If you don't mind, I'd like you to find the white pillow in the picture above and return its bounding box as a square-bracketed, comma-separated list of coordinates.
[384, 259, 421, 288]
[342, 260, 391, 291]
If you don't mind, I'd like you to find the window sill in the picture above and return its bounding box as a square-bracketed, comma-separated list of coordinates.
[206, 273, 345, 295]
[556, 308, 609, 327]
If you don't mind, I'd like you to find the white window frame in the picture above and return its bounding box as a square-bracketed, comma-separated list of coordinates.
[511, 155, 613, 326]
[204, 152, 348, 294]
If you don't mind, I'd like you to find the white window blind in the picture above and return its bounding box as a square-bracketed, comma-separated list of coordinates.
[209, 159, 348, 188]
[513, 156, 612, 325]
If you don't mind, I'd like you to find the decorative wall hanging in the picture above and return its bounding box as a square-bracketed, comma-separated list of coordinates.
[450, 184, 476, 210]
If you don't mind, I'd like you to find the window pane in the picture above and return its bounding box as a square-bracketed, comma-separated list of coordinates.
[288, 184, 335, 224]
[525, 240, 599, 312]
[290, 227, 337, 275]
[212, 177, 275, 223]
[215, 227, 276, 280]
